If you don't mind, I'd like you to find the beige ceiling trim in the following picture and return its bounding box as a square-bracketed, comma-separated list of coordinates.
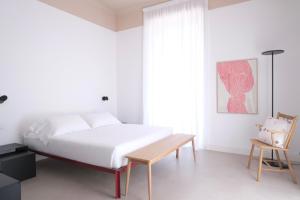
[117, 10, 143, 31]
[38, 0, 117, 31]
[208, 0, 251, 10]
[98, 0, 169, 14]
[117, 0, 252, 31]
[114, 0, 168, 31]
[38, 0, 252, 32]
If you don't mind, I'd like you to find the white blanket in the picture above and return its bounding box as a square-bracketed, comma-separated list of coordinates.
[24, 124, 172, 169]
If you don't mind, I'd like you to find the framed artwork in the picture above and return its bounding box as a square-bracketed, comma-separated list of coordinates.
[217, 58, 258, 114]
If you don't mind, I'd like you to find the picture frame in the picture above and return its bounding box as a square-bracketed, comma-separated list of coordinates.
[217, 58, 258, 114]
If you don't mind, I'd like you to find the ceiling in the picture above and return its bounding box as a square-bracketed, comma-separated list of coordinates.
[97, 0, 169, 14]
[97, 0, 251, 14]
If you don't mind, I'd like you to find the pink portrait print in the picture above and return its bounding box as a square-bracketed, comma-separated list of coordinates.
[217, 60, 255, 113]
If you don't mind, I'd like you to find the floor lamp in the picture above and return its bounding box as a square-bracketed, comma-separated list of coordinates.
[262, 49, 287, 168]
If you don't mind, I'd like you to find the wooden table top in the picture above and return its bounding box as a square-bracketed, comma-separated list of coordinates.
[126, 134, 195, 164]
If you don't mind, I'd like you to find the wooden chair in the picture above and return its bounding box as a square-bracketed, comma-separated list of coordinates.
[247, 112, 298, 183]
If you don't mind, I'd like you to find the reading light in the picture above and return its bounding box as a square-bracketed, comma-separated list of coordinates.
[102, 96, 109, 101]
[0, 95, 8, 104]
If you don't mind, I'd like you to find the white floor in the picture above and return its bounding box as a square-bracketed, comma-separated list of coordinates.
[22, 149, 300, 200]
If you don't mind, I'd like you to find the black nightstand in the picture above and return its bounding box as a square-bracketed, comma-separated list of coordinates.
[0, 173, 21, 200]
[0, 143, 36, 181]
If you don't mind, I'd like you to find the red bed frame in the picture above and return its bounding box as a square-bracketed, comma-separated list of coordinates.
[31, 149, 129, 198]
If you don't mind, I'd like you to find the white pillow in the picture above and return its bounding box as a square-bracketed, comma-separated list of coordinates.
[24, 120, 51, 145]
[26, 120, 48, 135]
[45, 115, 90, 136]
[24, 115, 90, 145]
[82, 112, 121, 128]
[257, 117, 292, 148]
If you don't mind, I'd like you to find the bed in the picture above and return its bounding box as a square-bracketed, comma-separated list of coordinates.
[23, 113, 172, 198]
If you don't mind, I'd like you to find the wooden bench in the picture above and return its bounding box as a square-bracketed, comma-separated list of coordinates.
[125, 134, 196, 200]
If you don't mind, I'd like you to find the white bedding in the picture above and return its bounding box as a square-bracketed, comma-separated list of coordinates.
[24, 124, 172, 169]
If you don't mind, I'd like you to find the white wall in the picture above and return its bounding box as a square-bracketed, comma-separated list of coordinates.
[0, 0, 117, 145]
[116, 27, 143, 124]
[206, 0, 300, 160]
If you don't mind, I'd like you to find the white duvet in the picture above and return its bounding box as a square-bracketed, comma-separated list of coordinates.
[24, 124, 172, 169]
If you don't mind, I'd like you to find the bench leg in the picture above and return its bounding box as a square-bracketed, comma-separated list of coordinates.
[125, 160, 132, 196]
[192, 138, 196, 162]
[147, 163, 152, 200]
[115, 171, 121, 198]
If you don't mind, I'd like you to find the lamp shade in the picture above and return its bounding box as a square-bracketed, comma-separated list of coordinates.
[262, 50, 284, 55]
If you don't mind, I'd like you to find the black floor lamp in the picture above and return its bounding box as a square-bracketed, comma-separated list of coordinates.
[262, 49, 287, 168]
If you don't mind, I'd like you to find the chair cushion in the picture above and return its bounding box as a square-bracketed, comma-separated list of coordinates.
[257, 117, 292, 148]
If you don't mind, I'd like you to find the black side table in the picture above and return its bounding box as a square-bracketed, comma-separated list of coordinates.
[0, 143, 36, 181]
[0, 173, 21, 200]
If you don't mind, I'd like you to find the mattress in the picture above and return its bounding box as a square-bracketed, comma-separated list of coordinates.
[23, 124, 172, 169]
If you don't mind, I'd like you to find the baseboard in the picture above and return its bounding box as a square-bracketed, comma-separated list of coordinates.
[204, 144, 300, 163]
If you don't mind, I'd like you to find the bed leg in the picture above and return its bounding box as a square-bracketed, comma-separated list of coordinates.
[115, 170, 121, 199]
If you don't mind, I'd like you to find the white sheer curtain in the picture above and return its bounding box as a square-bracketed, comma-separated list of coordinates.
[143, 0, 205, 148]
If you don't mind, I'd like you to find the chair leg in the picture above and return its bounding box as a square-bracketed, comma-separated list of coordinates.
[247, 144, 255, 169]
[275, 150, 283, 169]
[257, 148, 264, 182]
[283, 151, 298, 184]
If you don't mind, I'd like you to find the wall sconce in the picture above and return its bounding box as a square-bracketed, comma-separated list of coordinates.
[0, 95, 8, 104]
[102, 96, 109, 101]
